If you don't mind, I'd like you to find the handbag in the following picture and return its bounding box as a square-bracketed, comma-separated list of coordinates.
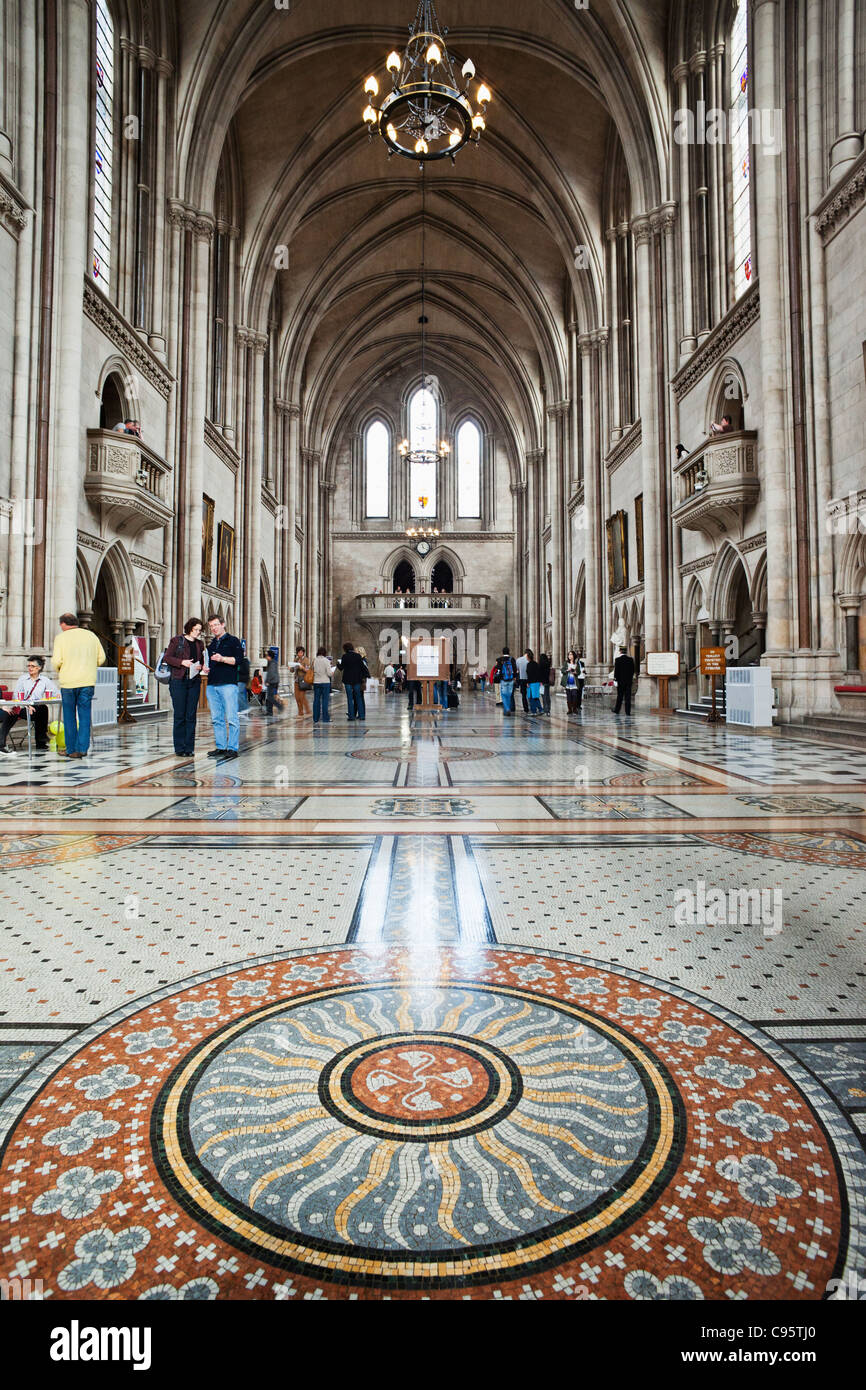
[155, 636, 182, 684]
[298, 662, 314, 691]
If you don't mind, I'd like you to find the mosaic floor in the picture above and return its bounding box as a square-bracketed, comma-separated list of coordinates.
[0, 691, 864, 1301]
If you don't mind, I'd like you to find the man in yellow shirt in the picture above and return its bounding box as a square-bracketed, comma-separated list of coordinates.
[51, 613, 106, 758]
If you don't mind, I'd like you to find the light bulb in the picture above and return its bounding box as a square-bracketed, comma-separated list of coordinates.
[462, 58, 476, 81]
[426, 42, 442, 64]
[364, 75, 379, 96]
[449, 128, 461, 147]
[477, 83, 492, 105]
[415, 137, 429, 155]
[363, 105, 378, 125]
[386, 50, 401, 73]
[386, 123, 397, 143]
[472, 114, 485, 132]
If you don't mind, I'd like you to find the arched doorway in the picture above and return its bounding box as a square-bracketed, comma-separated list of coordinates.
[99, 372, 126, 430]
[729, 566, 759, 665]
[393, 560, 416, 593]
[431, 560, 453, 594]
[91, 566, 119, 651]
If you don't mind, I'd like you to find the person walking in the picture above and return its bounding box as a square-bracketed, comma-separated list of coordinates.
[164, 619, 206, 755]
[51, 614, 106, 758]
[477, 668, 488, 694]
[613, 647, 636, 716]
[538, 653, 552, 715]
[497, 648, 517, 715]
[337, 643, 369, 722]
[264, 647, 282, 715]
[516, 649, 530, 711]
[205, 615, 244, 758]
[0, 656, 58, 755]
[525, 650, 543, 714]
[312, 647, 335, 724]
[288, 646, 312, 718]
[384, 662, 395, 692]
[560, 650, 582, 715]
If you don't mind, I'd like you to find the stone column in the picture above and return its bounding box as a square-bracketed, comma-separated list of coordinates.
[752, 611, 768, 659]
[510, 481, 526, 648]
[223, 227, 240, 447]
[0, 0, 13, 176]
[48, 0, 90, 631]
[711, 42, 728, 319]
[672, 62, 697, 359]
[632, 214, 662, 659]
[753, 0, 794, 659]
[320, 478, 336, 651]
[274, 401, 299, 662]
[118, 36, 137, 319]
[579, 334, 602, 669]
[547, 401, 568, 661]
[690, 51, 710, 341]
[305, 449, 321, 644]
[149, 58, 172, 358]
[829, 0, 864, 181]
[524, 449, 544, 644]
[183, 214, 214, 623]
[604, 234, 621, 442]
[238, 327, 266, 658]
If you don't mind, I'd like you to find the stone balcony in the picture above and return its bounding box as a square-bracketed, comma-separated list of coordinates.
[672, 431, 759, 539]
[84, 430, 173, 538]
[355, 593, 493, 624]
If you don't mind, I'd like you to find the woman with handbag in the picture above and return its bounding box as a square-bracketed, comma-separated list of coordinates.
[165, 618, 206, 755]
[289, 645, 313, 717]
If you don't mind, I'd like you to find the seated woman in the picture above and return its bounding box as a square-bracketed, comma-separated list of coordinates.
[0, 656, 58, 754]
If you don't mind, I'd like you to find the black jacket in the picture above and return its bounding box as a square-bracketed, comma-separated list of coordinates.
[165, 635, 205, 681]
[338, 651, 369, 686]
[614, 654, 635, 686]
[526, 660, 542, 683]
[206, 633, 245, 686]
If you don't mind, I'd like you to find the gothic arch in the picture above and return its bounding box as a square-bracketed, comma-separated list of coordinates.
[93, 542, 136, 619]
[95, 356, 142, 428]
[838, 529, 866, 596]
[707, 542, 748, 622]
[380, 547, 419, 591]
[76, 551, 95, 613]
[684, 575, 707, 626]
[421, 546, 467, 590]
[703, 357, 749, 434]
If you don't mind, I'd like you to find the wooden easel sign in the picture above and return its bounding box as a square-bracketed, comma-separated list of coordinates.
[117, 646, 136, 724]
[700, 646, 727, 723]
[647, 651, 681, 713]
[408, 637, 448, 717]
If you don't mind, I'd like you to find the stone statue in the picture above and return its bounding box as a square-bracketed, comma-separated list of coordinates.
[610, 621, 628, 652]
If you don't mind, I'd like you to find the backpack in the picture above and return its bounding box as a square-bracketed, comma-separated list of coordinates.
[500, 657, 515, 682]
[155, 635, 182, 684]
[237, 654, 251, 684]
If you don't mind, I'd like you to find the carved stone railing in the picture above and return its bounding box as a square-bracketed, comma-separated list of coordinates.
[84, 430, 173, 537]
[672, 431, 759, 539]
[355, 593, 492, 618]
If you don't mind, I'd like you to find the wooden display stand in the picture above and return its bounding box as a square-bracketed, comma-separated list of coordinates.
[700, 646, 727, 723]
[647, 651, 680, 713]
[408, 637, 449, 720]
[117, 647, 136, 724]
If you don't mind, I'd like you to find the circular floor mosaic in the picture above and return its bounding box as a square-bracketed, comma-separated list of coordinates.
[349, 746, 494, 761]
[1, 947, 862, 1300]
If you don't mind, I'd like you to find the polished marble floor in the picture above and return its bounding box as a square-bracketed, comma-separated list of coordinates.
[0, 690, 864, 1300]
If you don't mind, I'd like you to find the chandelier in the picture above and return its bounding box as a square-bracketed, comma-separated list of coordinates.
[362, 0, 492, 163]
[406, 522, 441, 539]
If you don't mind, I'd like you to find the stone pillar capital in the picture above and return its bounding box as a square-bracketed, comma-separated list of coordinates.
[547, 401, 570, 420]
[671, 61, 690, 83]
[689, 50, 708, 75]
[631, 213, 653, 247]
[838, 594, 862, 614]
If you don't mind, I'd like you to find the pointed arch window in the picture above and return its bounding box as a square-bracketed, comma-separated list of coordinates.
[730, 0, 753, 298]
[409, 387, 438, 517]
[457, 420, 482, 518]
[92, 0, 115, 291]
[365, 420, 390, 518]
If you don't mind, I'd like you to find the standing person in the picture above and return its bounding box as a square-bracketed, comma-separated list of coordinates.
[560, 650, 581, 715]
[434, 674, 449, 710]
[205, 615, 244, 759]
[516, 649, 530, 711]
[407, 674, 422, 710]
[576, 649, 587, 709]
[164, 619, 206, 756]
[289, 646, 312, 718]
[51, 614, 106, 759]
[497, 647, 516, 715]
[384, 662, 395, 692]
[264, 647, 282, 715]
[337, 643, 369, 722]
[538, 653, 552, 715]
[613, 647, 636, 717]
[0, 656, 58, 755]
[525, 650, 542, 714]
[237, 643, 251, 705]
[312, 647, 335, 724]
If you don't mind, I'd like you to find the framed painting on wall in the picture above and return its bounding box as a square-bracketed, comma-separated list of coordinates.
[635, 495, 644, 584]
[216, 521, 235, 591]
[606, 511, 629, 594]
[202, 495, 215, 583]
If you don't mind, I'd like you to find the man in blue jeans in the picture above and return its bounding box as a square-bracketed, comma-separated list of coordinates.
[497, 647, 516, 715]
[52, 614, 106, 757]
[336, 643, 369, 722]
[205, 615, 244, 759]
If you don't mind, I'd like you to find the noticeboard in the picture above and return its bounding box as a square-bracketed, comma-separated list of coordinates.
[117, 648, 135, 676]
[700, 646, 727, 676]
[408, 637, 448, 682]
[647, 651, 681, 678]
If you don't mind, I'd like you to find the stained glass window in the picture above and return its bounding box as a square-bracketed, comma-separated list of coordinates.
[93, 0, 114, 291]
[730, 0, 752, 299]
[365, 420, 390, 518]
[457, 420, 481, 518]
[409, 387, 438, 517]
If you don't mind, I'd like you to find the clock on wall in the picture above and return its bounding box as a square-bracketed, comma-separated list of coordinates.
[415, 540, 431, 556]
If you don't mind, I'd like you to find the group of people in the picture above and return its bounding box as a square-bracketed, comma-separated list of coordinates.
[487, 648, 586, 716]
[286, 643, 372, 725]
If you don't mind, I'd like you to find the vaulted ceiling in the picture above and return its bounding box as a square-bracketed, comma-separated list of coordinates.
[167, 0, 675, 454]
